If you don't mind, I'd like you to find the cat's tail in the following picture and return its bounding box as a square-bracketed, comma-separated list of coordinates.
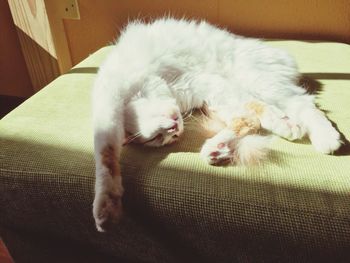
[233, 134, 271, 165]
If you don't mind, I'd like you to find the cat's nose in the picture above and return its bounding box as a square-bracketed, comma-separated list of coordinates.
[171, 113, 179, 121]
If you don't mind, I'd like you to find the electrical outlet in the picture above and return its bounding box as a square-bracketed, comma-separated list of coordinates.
[61, 0, 80, 20]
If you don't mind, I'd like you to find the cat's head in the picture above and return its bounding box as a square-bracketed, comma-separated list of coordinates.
[124, 98, 184, 147]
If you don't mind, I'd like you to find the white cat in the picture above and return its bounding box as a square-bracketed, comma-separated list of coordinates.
[92, 18, 341, 231]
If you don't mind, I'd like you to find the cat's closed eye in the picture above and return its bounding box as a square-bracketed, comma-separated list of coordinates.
[154, 133, 163, 140]
[144, 133, 163, 144]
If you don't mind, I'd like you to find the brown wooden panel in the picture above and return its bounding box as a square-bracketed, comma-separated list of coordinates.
[8, 0, 60, 92]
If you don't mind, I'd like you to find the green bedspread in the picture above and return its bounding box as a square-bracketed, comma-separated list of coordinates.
[1, 41, 349, 262]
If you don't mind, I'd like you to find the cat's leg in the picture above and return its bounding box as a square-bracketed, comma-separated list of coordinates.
[282, 94, 341, 153]
[246, 101, 305, 141]
[93, 95, 125, 232]
[200, 128, 270, 165]
[200, 110, 269, 165]
[92, 75, 177, 231]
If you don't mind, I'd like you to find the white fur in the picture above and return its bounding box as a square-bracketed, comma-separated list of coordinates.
[92, 18, 341, 231]
[235, 135, 271, 165]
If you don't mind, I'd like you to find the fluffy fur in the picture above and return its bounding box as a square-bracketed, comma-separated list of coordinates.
[92, 18, 341, 231]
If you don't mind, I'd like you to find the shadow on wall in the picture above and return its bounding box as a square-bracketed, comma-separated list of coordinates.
[0, 0, 33, 97]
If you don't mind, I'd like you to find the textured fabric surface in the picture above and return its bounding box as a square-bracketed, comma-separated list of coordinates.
[0, 226, 119, 263]
[1, 41, 350, 262]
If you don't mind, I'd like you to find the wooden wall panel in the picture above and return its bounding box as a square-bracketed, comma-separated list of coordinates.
[7, 0, 60, 92]
[0, 0, 33, 97]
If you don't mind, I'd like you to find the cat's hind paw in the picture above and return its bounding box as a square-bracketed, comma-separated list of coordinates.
[200, 129, 236, 165]
[260, 106, 305, 141]
[200, 130, 270, 166]
[267, 116, 304, 141]
[93, 191, 123, 232]
[280, 116, 305, 141]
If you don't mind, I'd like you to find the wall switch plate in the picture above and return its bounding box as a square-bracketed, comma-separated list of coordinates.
[61, 0, 80, 20]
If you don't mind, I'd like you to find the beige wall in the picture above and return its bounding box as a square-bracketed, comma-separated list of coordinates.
[63, 0, 218, 65]
[63, 0, 350, 65]
[0, 0, 33, 97]
[4, 0, 349, 95]
[219, 0, 350, 42]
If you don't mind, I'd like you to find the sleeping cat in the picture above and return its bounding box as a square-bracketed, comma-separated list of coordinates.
[92, 18, 341, 231]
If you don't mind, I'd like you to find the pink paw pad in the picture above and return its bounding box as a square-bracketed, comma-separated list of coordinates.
[210, 151, 220, 157]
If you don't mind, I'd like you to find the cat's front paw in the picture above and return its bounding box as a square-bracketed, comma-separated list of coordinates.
[93, 188, 124, 232]
[200, 129, 236, 165]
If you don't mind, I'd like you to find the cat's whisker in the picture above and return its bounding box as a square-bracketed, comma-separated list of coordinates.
[183, 116, 193, 122]
[130, 132, 142, 140]
[182, 109, 194, 120]
[123, 132, 143, 145]
[130, 131, 141, 137]
[186, 115, 202, 123]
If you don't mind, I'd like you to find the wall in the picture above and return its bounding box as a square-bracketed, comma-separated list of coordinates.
[3, 0, 349, 96]
[63, 0, 218, 65]
[63, 0, 350, 65]
[218, 0, 350, 42]
[0, 0, 33, 97]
